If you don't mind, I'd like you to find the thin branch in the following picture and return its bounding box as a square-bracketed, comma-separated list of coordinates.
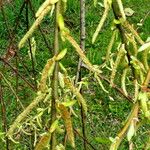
[74, 128, 97, 150]
[75, 0, 88, 149]
[50, 2, 60, 149]
[25, 0, 36, 86]
[0, 79, 9, 150]
[0, 57, 37, 91]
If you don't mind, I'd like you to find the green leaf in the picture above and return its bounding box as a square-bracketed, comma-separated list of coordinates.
[56, 144, 65, 150]
[138, 42, 150, 52]
[49, 119, 59, 133]
[57, 13, 65, 30]
[56, 48, 67, 61]
[127, 122, 135, 141]
[93, 0, 97, 7]
[124, 8, 135, 16]
[61, 100, 77, 107]
[58, 72, 65, 88]
[95, 137, 110, 144]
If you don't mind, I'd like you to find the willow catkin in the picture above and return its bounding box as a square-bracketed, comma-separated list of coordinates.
[110, 44, 126, 85]
[7, 93, 46, 138]
[105, 30, 117, 63]
[19, 6, 51, 49]
[58, 104, 75, 148]
[92, 1, 111, 44]
[39, 57, 56, 92]
[116, 0, 126, 20]
[64, 32, 102, 74]
[64, 76, 87, 115]
[121, 67, 128, 96]
[36, 0, 59, 17]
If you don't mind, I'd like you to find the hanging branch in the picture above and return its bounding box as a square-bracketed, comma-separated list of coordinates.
[0, 80, 9, 150]
[0, 57, 36, 91]
[75, 0, 86, 85]
[74, 128, 97, 150]
[75, 0, 87, 149]
[50, 2, 60, 150]
[25, 0, 36, 87]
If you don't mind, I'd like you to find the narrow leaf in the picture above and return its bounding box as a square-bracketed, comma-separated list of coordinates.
[49, 119, 59, 133]
[57, 13, 65, 30]
[61, 100, 77, 107]
[127, 121, 135, 141]
[58, 72, 65, 88]
[56, 48, 67, 61]
[138, 42, 150, 52]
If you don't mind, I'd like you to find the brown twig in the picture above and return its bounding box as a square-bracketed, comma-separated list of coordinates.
[0, 57, 37, 91]
[25, 0, 36, 87]
[0, 81, 9, 150]
[74, 128, 97, 150]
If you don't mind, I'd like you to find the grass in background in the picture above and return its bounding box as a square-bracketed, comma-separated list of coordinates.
[0, 0, 150, 149]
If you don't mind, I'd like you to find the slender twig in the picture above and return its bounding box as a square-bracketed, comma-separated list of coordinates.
[50, 2, 60, 150]
[1, 4, 12, 40]
[74, 128, 97, 150]
[25, 0, 36, 86]
[0, 57, 36, 91]
[75, 0, 87, 149]
[75, 0, 86, 85]
[0, 79, 9, 150]
[0, 72, 24, 109]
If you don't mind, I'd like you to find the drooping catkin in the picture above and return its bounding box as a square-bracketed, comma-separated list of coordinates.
[64, 76, 87, 115]
[19, 6, 52, 49]
[35, 133, 51, 150]
[36, 0, 59, 17]
[64, 32, 102, 74]
[125, 33, 138, 57]
[58, 104, 75, 148]
[39, 57, 56, 92]
[92, 0, 111, 43]
[7, 93, 47, 138]
[105, 30, 117, 63]
[121, 67, 128, 96]
[110, 44, 126, 85]
[123, 21, 144, 45]
[110, 102, 139, 150]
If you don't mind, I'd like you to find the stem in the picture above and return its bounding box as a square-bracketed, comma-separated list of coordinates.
[50, 2, 60, 149]
[75, 0, 86, 85]
[74, 128, 97, 150]
[75, 0, 87, 149]
[25, 0, 36, 87]
[0, 78, 9, 150]
[0, 57, 36, 91]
